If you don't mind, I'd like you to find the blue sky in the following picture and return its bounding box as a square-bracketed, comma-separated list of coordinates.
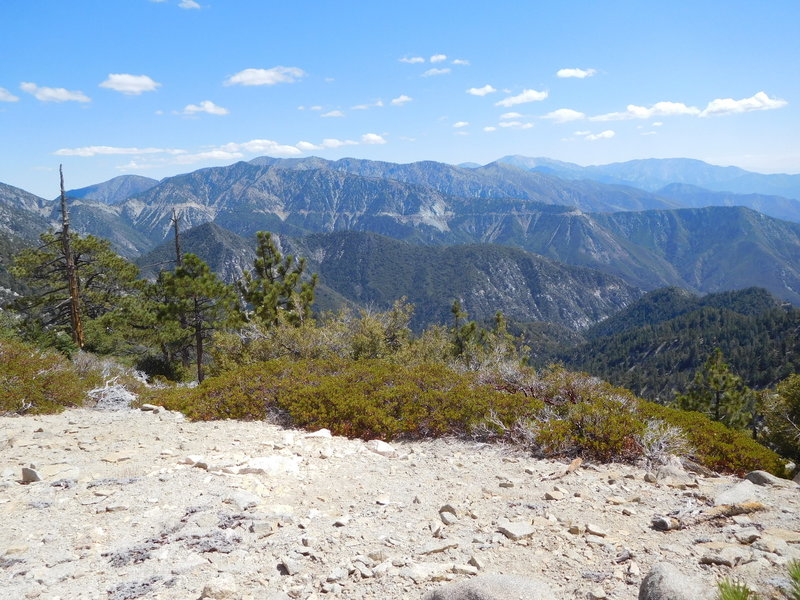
[1, 0, 798, 197]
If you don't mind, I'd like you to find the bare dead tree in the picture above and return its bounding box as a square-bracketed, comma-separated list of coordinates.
[60, 165, 84, 348]
[171, 207, 190, 369]
[171, 208, 183, 268]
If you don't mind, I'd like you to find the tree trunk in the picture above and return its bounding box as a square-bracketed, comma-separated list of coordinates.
[194, 298, 204, 383]
[60, 165, 84, 348]
[172, 209, 190, 369]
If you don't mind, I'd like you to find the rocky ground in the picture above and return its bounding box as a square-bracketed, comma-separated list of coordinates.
[1, 403, 799, 600]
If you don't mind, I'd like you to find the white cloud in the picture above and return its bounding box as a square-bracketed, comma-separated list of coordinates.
[453, 121, 469, 128]
[322, 138, 358, 149]
[321, 110, 345, 118]
[585, 130, 615, 141]
[498, 121, 534, 129]
[452, 59, 470, 66]
[0, 87, 19, 102]
[100, 73, 161, 95]
[495, 89, 548, 107]
[422, 68, 451, 77]
[218, 139, 302, 156]
[430, 54, 447, 63]
[224, 66, 305, 86]
[591, 101, 700, 121]
[21, 82, 90, 103]
[178, 0, 201, 8]
[466, 84, 496, 96]
[352, 99, 383, 110]
[483, 126, 497, 132]
[391, 94, 413, 106]
[361, 133, 387, 144]
[296, 141, 320, 151]
[399, 56, 425, 64]
[573, 131, 591, 136]
[500, 112, 522, 119]
[700, 91, 787, 117]
[309, 105, 323, 111]
[641, 131, 658, 136]
[54, 145, 184, 157]
[556, 68, 597, 79]
[182, 100, 229, 115]
[652, 121, 664, 126]
[542, 108, 586, 122]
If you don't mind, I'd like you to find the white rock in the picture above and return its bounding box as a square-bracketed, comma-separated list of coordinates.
[200, 573, 238, 599]
[497, 522, 535, 541]
[714, 480, 762, 506]
[305, 428, 332, 438]
[365, 439, 397, 457]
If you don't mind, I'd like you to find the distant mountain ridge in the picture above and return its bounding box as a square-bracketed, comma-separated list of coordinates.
[499, 155, 800, 202]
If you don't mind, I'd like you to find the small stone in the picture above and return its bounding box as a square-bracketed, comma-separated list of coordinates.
[376, 494, 391, 505]
[279, 556, 302, 576]
[365, 439, 396, 457]
[588, 587, 607, 599]
[354, 562, 374, 578]
[644, 472, 657, 483]
[607, 495, 625, 505]
[439, 504, 458, 517]
[497, 522, 535, 541]
[327, 567, 348, 582]
[545, 490, 564, 501]
[419, 540, 459, 555]
[440, 511, 458, 526]
[22, 467, 41, 483]
[200, 573, 238, 599]
[305, 429, 332, 438]
[452, 564, 479, 576]
[468, 555, 486, 570]
[140, 404, 161, 412]
[734, 527, 761, 544]
[585, 524, 607, 537]
[333, 515, 350, 527]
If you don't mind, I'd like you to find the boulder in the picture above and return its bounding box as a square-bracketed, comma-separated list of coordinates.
[638, 562, 711, 600]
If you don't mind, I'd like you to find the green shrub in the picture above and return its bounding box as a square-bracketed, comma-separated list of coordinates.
[717, 579, 756, 600]
[640, 401, 785, 476]
[150, 357, 526, 440]
[760, 375, 800, 464]
[146, 357, 784, 475]
[0, 338, 87, 414]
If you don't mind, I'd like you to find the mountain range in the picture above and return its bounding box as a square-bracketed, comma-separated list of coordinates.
[3, 154, 800, 315]
[498, 155, 800, 201]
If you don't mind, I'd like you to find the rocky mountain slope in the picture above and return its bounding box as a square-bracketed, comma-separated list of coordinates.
[138, 225, 640, 331]
[65, 175, 159, 206]
[1, 405, 798, 600]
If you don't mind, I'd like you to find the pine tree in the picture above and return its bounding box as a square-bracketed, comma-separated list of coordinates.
[676, 348, 754, 430]
[10, 231, 140, 351]
[159, 253, 238, 382]
[237, 231, 317, 327]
